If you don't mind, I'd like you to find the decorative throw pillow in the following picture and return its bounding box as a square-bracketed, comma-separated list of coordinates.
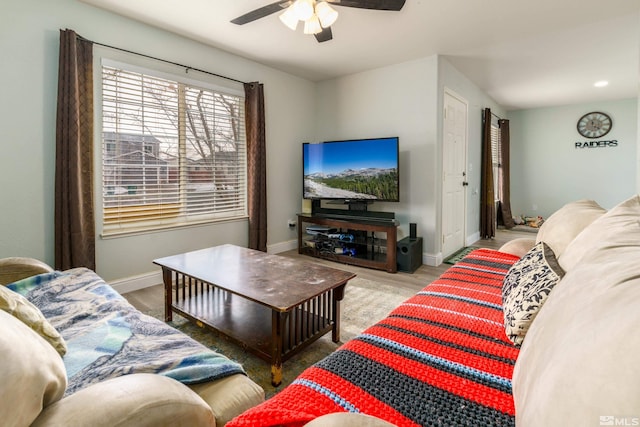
[0, 285, 67, 356]
[502, 242, 565, 346]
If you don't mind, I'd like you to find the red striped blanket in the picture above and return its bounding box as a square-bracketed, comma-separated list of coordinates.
[228, 249, 520, 427]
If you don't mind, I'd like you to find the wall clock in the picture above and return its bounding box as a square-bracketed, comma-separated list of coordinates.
[577, 111, 612, 139]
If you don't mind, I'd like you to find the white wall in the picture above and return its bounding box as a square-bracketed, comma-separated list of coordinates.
[315, 56, 440, 261]
[437, 58, 507, 246]
[508, 98, 638, 217]
[314, 55, 511, 264]
[0, 0, 316, 282]
[3, 1, 637, 284]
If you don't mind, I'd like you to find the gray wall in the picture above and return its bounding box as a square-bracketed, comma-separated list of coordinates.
[508, 98, 638, 217]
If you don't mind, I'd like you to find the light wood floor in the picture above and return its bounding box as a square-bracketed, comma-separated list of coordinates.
[123, 228, 534, 312]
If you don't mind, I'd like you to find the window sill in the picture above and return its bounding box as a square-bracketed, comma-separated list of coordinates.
[100, 215, 249, 239]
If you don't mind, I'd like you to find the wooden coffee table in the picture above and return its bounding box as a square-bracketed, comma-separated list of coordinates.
[153, 244, 356, 386]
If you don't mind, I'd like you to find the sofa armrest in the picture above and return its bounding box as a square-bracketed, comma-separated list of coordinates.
[0, 257, 54, 285]
[31, 374, 216, 427]
[189, 374, 264, 426]
[305, 413, 396, 426]
[498, 238, 536, 258]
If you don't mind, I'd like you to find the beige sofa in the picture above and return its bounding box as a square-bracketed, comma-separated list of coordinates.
[0, 258, 264, 427]
[230, 194, 639, 426]
[504, 194, 640, 426]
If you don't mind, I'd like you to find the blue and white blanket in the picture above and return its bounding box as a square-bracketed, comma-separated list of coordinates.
[8, 268, 245, 396]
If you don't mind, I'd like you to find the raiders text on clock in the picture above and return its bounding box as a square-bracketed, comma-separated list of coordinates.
[575, 140, 618, 148]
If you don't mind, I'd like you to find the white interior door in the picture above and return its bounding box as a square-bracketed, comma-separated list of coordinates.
[442, 90, 468, 258]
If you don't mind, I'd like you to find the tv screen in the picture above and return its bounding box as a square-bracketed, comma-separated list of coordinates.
[303, 137, 399, 201]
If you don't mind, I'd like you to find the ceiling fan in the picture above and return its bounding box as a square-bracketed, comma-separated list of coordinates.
[231, 0, 406, 43]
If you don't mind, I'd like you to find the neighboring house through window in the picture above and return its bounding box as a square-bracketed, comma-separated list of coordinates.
[101, 63, 247, 235]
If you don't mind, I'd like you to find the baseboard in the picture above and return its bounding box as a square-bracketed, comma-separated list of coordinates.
[466, 231, 480, 246]
[267, 239, 297, 254]
[110, 270, 162, 294]
[424, 252, 442, 267]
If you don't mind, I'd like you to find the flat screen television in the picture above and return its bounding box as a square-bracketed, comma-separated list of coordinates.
[303, 137, 399, 202]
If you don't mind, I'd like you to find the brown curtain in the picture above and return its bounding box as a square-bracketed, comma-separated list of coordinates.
[498, 119, 515, 229]
[480, 108, 495, 239]
[244, 82, 267, 252]
[55, 29, 95, 270]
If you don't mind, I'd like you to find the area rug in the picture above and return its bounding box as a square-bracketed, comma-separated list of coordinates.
[146, 277, 417, 398]
[443, 246, 478, 264]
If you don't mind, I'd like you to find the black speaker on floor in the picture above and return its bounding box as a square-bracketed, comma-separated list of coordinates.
[397, 236, 423, 273]
[409, 223, 417, 239]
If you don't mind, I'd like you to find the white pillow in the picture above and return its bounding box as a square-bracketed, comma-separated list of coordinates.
[0, 309, 67, 426]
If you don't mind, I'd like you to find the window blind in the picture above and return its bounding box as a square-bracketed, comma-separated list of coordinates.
[490, 122, 502, 201]
[101, 65, 247, 234]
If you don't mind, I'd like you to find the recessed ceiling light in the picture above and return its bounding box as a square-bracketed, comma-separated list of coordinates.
[594, 80, 609, 88]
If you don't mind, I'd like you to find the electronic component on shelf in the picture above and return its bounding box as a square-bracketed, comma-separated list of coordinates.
[305, 225, 336, 235]
[334, 247, 356, 256]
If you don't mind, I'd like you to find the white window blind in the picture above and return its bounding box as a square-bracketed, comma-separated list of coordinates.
[101, 65, 247, 235]
[490, 121, 502, 201]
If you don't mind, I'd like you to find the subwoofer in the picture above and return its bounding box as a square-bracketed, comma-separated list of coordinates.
[397, 236, 423, 273]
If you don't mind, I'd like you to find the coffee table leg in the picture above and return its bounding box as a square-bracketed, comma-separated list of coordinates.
[332, 284, 347, 343]
[271, 310, 288, 386]
[162, 268, 173, 322]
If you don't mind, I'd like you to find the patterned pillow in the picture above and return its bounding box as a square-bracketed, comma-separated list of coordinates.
[0, 285, 67, 356]
[502, 242, 565, 346]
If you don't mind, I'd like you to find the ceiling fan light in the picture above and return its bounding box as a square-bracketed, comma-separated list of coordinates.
[279, 6, 299, 31]
[315, 1, 338, 28]
[292, 0, 314, 21]
[303, 14, 322, 35]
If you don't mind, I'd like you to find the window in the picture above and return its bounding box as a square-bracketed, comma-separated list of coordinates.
[101, 64, 247, 235]
[490, 119, 502, 202]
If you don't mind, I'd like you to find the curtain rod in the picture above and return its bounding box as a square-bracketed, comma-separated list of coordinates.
[489, 110, 503, 121]
[76, 34, 248, 85]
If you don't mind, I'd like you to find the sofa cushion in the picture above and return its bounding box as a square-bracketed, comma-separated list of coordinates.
[559, 194, 640, 271]
[502, 242, 564, 346]
[0, 284, 67, 356]
[513, 194, 640, 426]
[0, 309, 67, 426]
[498, 237, 536, 258]
[535, 199, 605, 258]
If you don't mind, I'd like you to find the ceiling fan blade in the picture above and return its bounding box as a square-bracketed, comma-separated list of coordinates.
[331, 0, 406, 11]
[231, 1, 292, 25]
[315, 27, 333, 43]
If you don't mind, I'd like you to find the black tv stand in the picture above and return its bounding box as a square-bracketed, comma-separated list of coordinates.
[297, 213, 398, 273]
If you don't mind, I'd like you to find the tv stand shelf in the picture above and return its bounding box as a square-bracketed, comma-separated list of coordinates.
[297, 214, 398, 273]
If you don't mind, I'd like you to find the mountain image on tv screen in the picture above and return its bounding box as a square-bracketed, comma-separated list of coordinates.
[303, 137, 399, 201]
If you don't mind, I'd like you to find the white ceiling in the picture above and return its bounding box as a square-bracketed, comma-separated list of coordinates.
[81, 0, 639, 110]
